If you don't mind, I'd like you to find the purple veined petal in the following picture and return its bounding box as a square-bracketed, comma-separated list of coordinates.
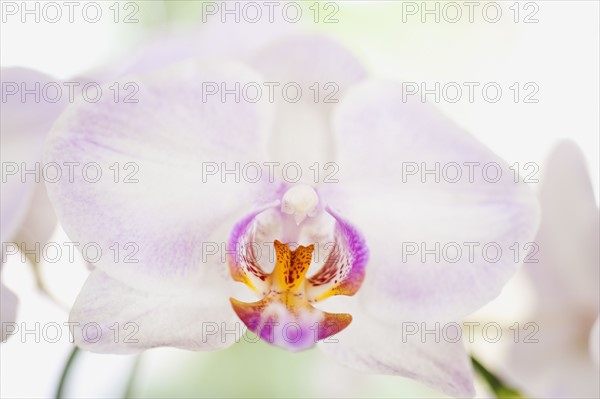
[248, 35, 368, 179]
[44, 61, 274, 293]
[1, 68, 66, 246]
[318, 310, 475, 398]
[590, 317, 599, 367]
[327, 80, 540, 322]
[525, 141, 599, 313]
[0, 278, 18, 342]
[69, 269, 238, 354]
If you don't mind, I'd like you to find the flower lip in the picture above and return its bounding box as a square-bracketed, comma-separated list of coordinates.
[230, 239, 353, 351]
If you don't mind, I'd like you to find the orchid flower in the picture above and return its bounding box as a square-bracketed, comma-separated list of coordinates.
[1, 67, 67, 340]
[501, 141, 599, 398]
[44, 34, 538, 397]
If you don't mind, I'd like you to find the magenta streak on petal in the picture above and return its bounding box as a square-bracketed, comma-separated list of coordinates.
[306, 207, 369, 301]
[227, 201, 281, 292]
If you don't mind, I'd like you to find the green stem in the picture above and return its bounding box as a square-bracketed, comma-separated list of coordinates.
[55, 346, 80, 399]
[471, 356, 524, 398]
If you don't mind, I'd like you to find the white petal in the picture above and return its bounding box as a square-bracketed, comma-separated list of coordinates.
[525, 141, 599, 312]
[69, 269, 238, 354]
[328, 81, 540, 322]
[44, 61, 274, 292]
[1, 67, 65, 245]
[319, 309, 475, 397]
[0, 279, 18, 342]
[13, 180, 57, 252]
[249, 35, 367, 179]
[502, 316, 600, 398]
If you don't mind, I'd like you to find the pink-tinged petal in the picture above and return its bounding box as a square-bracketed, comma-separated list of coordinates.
[319, 310, 475, 398]
[525, 141, 599, 312]
[44, 61, 273, 292]
[591, 317, 599, 367]
[1, 68, 65, 245]
[306, 207, 368, 301]
[0, 279, 18, 342]
[248, 35, 368, 178]
[69, 269, 237, 354]
[327, 81, 539, 322]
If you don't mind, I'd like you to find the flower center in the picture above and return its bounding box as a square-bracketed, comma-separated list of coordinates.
[230, 240, 352, 352]
[271, 240, 313, 291]
[227, 185, 369, 351]
[280, 184, 319, 225]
